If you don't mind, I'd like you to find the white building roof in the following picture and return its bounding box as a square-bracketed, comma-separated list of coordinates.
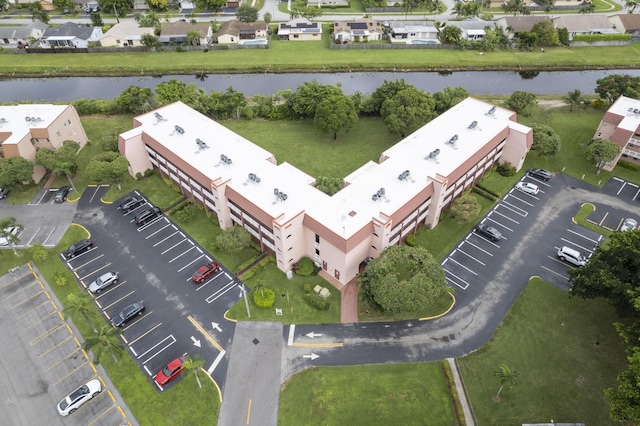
[136, 98, 517, 238]
[608, 95, 640, 132]
[0, 104, 67, 146]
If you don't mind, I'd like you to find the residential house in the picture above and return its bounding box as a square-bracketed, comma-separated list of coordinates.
[333, 19, 383, 43]
[278, 18, 322, 41]
[225, 0, 243, 7]
[41, 22, 103, 48]
[608, 13, 640, 41]
[0, 21, 48, 48]
[0, 104, 88, 183]
[494, 15, 551, 39]
[592, 96, 640, 171]
[388, 21, 439, 44]
[119, 98, 532, 287]
[552, 15, 617, 40]
[308, 0, 348, 6]
[99, 22, 155, 47]
[452, 18, 494, 41]
[217, 20, 267, 44]
[158, 22, 212, 45]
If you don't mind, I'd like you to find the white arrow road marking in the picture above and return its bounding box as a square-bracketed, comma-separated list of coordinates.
[303, 353, 319, 360]
[305, 332, 322, 338]
[191, 336, 201, 347]
[211, 322, 222, 332]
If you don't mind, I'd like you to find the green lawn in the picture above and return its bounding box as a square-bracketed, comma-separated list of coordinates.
[279, 362, 457, 426]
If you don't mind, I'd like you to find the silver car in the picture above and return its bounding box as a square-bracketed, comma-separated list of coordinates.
[620, 218, 638, 232]
[0, 226, 21, 246]
[88, 272, 119, 294]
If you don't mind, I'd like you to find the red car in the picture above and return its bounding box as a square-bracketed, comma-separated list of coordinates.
[191, 261, 220, 283]
[155, 357, 185, 386]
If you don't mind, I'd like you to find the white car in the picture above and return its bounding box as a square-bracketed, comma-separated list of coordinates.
[57, 379, 102, 416]
[0, 226, 21, 246]
[620, 218, 638, 232]
[515, 181, 539, 195]
[88, 271, 119, 294]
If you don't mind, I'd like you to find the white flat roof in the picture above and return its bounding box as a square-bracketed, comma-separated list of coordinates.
[608, 95, 640, 132]
[0, 104, 67, 145]
[137, 98, 518, 238]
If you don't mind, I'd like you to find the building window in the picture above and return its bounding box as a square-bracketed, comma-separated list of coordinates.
[315, 248, 320, 255]
[68, 119, 72, 125]
[315, 234, 320, 243]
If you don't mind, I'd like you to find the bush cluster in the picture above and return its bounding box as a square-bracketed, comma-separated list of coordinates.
[294, 257, 316, 276]
[239, 256, 274, 280]
[303, 285, 331, 310]
[472, 185, 499, 201]
[253, 287, 275, 308]
[496, 163, 516, 177]
[174, 202, 197, 223]
[405, 234, 416, 246]
[617, 160, 640, 172]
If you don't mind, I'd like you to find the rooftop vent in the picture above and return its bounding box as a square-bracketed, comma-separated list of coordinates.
[372, 187, 385, 201]
[397, 170, 410, 181]
[446, 134, 458, 145]
[0, 118, 6, 124]
[154, 112, 164, 121]
[635, 109, 640, 114]
[248, 173, 261, 183]
[273, 188, 288, 202]
[426, 149, 440, 160]
[220, 154, 232, 165]
[196, 138, 209, 150]
[468, 121, 478, 129]
[24, 116, 41, 123]
[174, 125, 185, 134]
[487, 106, 497, 115]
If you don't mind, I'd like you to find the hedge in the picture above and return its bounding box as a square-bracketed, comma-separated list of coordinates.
[572, 34, 631, 42]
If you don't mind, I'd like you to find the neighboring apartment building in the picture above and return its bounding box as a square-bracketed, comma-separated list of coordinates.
[593, 95, 640, 171]
[119, 98, 532, 287]
[0, 104, 88, 183]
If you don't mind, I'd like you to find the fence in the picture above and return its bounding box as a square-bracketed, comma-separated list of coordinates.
[20, 43, 269, 54]
[330, 42, 454, 50]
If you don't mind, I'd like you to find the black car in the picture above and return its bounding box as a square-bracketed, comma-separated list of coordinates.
[54, 186, 72, 203]
[528, 168, 552, 181]
[135, 207, 162, 225]
[63, 239, 94, 258]
[118, 196, 145, 213]
[475, 223, 502, 242]
[112, 302, 145, 327]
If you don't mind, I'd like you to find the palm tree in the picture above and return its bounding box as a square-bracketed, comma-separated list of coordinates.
[494, 364, 519, 398]
[502, 0, 530, 15]
[0, 217, 23, 247]
[64, 293, 97, 332]
[579, 3, 595, 13]
[83, 325, 124, 364]
[624, 0, 639, 13]
[563, 89, 583, 111]
[53, 161, 77, 193]
[186, 29, 201, 47]
[183, 354, 205, 388]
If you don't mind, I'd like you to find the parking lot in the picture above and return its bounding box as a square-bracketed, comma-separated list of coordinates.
[0, 263, 134, 425]
[63, 189, 239, 392]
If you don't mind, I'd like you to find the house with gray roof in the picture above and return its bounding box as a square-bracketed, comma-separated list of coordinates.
[217, 20, 266, 45]
[278, 18, 321, 41]
[608, 13, 640, 41]
[0, 21, 48, 47]
[159, 22, 212, 45]
[494, 15, 552, 39]
[388, 21, 439, 44]
[552, 15, 617, 40]
[451, 18, 494, 41]
[41, 22, 103, 48]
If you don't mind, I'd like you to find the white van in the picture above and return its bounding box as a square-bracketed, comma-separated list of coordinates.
[557, 246, 586, 267]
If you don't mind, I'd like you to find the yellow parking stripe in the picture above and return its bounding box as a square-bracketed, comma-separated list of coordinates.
[187, 315, 223, 351]
[24, 308, 59, 329]
[11, 291, 46, 309]
[38, 335, 73, 358]
[17, 300, 52, 319]
[30, 322, 67, 345]
[5, 280, 39, 299]
[45, 347, 83, 372]
[50, 360, 90, 387]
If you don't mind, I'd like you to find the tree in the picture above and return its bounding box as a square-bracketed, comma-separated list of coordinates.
[358, 245, 448, 314]
[236, 4, 259, 22]
[562, 89, 583, 111]
[97, 0, 130, 16]
[314, 176, 342, 195]
[531, 20, 558, 46]
[402, 0, 413, 17]
[579, 2, 595, 13]
[516, 31, 539, 50]
[314, 94, 358, 140]
[365, 79, 413, 115]
[531, 124, 560, 156]
[85, 151, 130, 189]
[263, 11, 272, 25]
[606, 347, 640, 424]
[494, 364, 519, 398]
[439, 25, 461, 45]
[557, 27, 570, 46]
[147, 0, 167, 9]
[380, 87, 436, 137]
[183, 354, 205, 388]
[29, 2, 49, 24]
[215, 225, 251, 253]
[433, 86, 468, 115]
[187, 29, 201, 46]
[114, 85, 157, 114]
[53, 0, 74, 11]
[290, 81, 343, 119]
[138, 11, 160, 27]
[584, 138, 620, 173]
[64, 293, 97, 332]
[90, 12, 103, 27]
[140, 33, 158, 48]
[502, 0, 529, 15]
[194, 0, 225, 11]
[0, 157, 34, 190]
[504, 90, 537, 116]
[83, 325, 124, 364]
[155, 78, 205, 107]
[0, 217, 23, 246]
[36, 141, 80, 189]
[595, 74, 640, 105]
[204, 86, 246, 120]
[624, 0, 639, 13]
[449, 194, 481, 221]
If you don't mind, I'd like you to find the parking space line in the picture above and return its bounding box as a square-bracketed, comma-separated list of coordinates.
[88, 401, 118, 426]
[617, 182, 627, 195]
[45, 347, 83, 372]
[445, 257, 478, 276]
[41, 226, 57, 246]
[161, 238, 189, 255]
[462, 238, 494, 256]
[489, 209, 520, 225]
[195, 270, 226, 291]
[559, 239, 595, 254]
[205, 281, 238, 304]
[541, 264, 570, 280]
[79, 262, 113, 282]
[101, 290, 136, 311]
[598, 211, 609, 226]
[94, 280, 127, 300]
[455, 248, 486, 266]
[11, 290, 47, 309]
[634, 187, 640, 201]
[0, 273, 33, 291]
[207, 349, 227, 375]
[147, 223, 175, 240]
[497, 200, 528, 217]
[25, 228, 41, 246]
[188, 315, 223, 351]
[566, 228, 600, 244]
[38, 335, 74, 358]
[24, 309, 61, 329]
[29, 322, 68, 345]
[152, 230, 180, 246]
[70, 253, 106, 273]
[444, 273, 469, 290]
[178, 254, 206, 273]
[168, 245, 197, 263]
[5, 279, 40, 299]
[50, 361, 91, 387]
[136, 217, 166, 231]
[127, 322, 163, 346]
[505, 194, 534, 208]
[138, 335, 177, 364]
[613, 177, 625, 182]
[17, 300, 53, 320]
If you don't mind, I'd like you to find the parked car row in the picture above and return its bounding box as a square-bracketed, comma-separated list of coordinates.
[0, 226, 21, 246]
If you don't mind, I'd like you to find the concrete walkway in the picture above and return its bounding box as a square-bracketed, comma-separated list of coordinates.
[447, 358, 475, 426]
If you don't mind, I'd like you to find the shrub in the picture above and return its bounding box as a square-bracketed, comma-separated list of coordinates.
[253, 286, 275, 308]
[471, 186, 498, 201]
[617, 160, 640, 172]
[30, 243, 48, 262]
[174, 202, 197, 223]
[54, 271, 68, 287]
[239, 256, 274, 279]
[162, 176, 181, 193]
[294, 257, 315, 276]
[496, 162, 516, 177]
[144, 168, 155, 178]
[304, 283, 312, 294]
[305, 293, 330, 310]
[406, 234, 416, 246]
